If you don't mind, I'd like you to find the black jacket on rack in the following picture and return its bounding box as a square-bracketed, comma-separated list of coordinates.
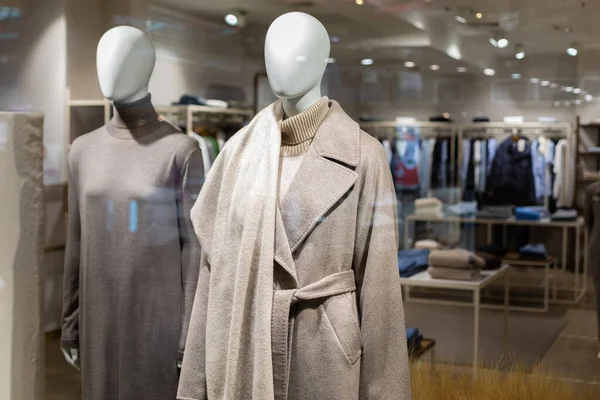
[486, 138, 536, 206]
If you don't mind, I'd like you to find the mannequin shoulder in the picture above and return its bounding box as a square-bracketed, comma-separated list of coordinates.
[68, 126, 106, 161]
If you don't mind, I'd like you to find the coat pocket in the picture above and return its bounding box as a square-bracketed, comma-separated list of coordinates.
[322, 293, 362, 364]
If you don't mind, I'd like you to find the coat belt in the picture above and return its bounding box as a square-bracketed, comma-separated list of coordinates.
[271, 270, 357, 400]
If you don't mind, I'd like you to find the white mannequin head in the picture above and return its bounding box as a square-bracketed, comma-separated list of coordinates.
[265, 12, 330, 117]
[96, 26, 156, 104]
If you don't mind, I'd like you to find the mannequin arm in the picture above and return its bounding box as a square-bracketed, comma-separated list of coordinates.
[61, 347, 81, 371]
[353, 145, 411, 400]
[61, 151, 82, 356]
[176, 149, 204, 361]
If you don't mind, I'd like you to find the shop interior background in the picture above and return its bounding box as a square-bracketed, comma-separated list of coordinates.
[3, 0, 600, 393]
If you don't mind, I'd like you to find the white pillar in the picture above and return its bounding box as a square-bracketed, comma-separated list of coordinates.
[0, 112, 45, 400]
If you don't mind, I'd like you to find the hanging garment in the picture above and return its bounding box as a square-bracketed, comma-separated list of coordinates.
[418, 139, 435, 197]
[394, 126, 420, 190]
[461, 139, 472, 193]
[178, 100, 411, 400]
[544, 139, 556, 197]
[382, 139, 393, 163]
[440, 139, 449, 187]
[480, 140, 488, 193]
[473, 140, 483, 192]
[487, 139, 497, 176]
[531, 140, 546, 204]
[61, 95, 203, 400]
[486, 137, 536, 206]
[190, 133, 213, 177]
[554, 139, 574, 207]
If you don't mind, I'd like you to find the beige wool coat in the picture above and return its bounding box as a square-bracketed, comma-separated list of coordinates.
[178, 100, 411, 400]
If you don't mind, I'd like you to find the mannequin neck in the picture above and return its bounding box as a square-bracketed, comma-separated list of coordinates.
[113, 88, 150, 105]
[112, 93, 159, 129]
[282, 85, 322, 118]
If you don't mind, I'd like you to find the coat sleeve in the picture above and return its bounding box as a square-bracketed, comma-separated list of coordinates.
[177, 252, 210, 400]
[354, 141, 411, 400]
[61, 150, 81, 350]
[177, 149, 204, 361]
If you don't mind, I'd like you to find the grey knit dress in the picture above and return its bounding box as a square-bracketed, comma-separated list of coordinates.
[60, 95, 203, 399]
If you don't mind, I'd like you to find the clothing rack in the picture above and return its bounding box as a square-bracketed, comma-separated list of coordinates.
[458, 122, 574, 209]
[361, 121, 458, 190]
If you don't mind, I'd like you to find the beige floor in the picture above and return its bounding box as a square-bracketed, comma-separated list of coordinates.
[45, 295, 600, 398]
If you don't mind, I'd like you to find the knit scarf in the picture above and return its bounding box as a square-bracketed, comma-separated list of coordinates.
[190, 101, 285, 398]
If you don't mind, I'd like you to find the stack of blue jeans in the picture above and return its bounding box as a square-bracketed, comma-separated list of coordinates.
[398, 249, 430, 278]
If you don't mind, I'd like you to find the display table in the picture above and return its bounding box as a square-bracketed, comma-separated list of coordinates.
[404, 215, 588, 304]
[399, 265, 510, 375]
[502, 254, 556, 313]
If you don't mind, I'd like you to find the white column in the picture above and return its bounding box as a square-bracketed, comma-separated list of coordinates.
[0, 112, 45, 400]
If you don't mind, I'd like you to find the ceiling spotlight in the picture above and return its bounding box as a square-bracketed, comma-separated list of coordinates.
[361, 58, 374, 66]
[550, 83, 558, 88]
[457, 66, 467, 73]
[356, 0, 364, 5]
[541, 80, 550, 86]
[565, 86, 574, 92]
[585, 94, 593, 102]
[476, 13, 483, 19]
[404, 61, 416, 68]
[573, 88, 582, 94]
[567, 44, 578, 56]
[224, 10, 247, 27]
[455, 15, 467, 24]
[430, 64, 440, 71]
[327, 58, 336, 64]
[512, 73, 521, 79]
[575, 99, 582, 105]
[490, 35, 509, 48]
[483, 68, 496, 76]
[530, 78, 539, 84]
[515, 44, 525, 60]
[553, 101, 561, 107]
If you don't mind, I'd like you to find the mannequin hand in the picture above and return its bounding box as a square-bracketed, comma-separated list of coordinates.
[61, 347, 81, 371]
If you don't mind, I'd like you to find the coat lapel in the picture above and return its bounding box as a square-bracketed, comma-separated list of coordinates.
[279, 101, 360, 255]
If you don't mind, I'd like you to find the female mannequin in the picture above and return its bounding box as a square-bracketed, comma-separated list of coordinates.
[178, 12, 410, 400]
[61, 26, 203, 400]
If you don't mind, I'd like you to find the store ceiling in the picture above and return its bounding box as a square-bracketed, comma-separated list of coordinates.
[151, 0, 599, 72]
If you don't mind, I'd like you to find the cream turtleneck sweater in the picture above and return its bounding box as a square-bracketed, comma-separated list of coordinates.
[278, 97, 330, 201]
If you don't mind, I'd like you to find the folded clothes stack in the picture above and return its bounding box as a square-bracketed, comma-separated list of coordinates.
[415, 239, 443, 251]
[477, 206, 514, 219]
[427, 248, 486, 281]
[519, 243, 547, 261]
[446, 201, 478, 217]
[398, 249, 430, 278]
[414, 197, 443, 218]
[515, 207, 544, 221]
[551, 209, 578, 222]
[476, 244, 507, 270]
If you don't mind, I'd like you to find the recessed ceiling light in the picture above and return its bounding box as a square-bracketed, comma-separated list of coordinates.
[483, 68, 496, 76]
[550, 83, 558, 88]
[512, 73, 521, 79]
[457, 66, 467, 73]
[515, 44, 525, 60]
[585, 94, 594, 102]
[430, 64, 440, 71]
[327, 57, 336, 64]
[404, 61, 416, 68]
[573, 88, 582, 94]
[490, 36, 509, 48]
[553, 101, 561, 107]
[361, 58, 374, 66]
[541, 80, 550, 86]
[575, 99, 582, 105]
[356, 0, 364, 5]
[455, 15, 467, 24]
[225, 13, 239, 26]
[530, 78, 539, 84]
[567, 44, 578, 56]
[443, 113, 450, 119]
[565, 86, 574, 92]
[476, 13, 483, 19]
